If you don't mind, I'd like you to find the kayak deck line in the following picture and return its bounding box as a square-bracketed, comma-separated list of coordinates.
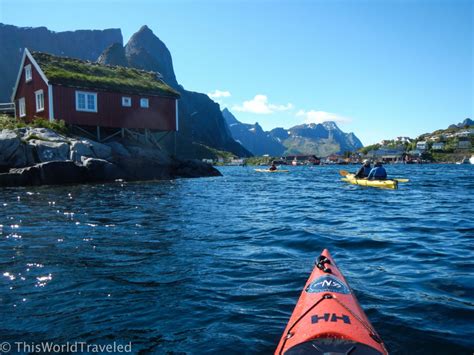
[275, 249, 388, 355]
[254, 169, 290, 173]
[341, 174, 398, 189]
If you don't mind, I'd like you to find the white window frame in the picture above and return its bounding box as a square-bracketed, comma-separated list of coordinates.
[35, 89, 44, 112]
[19, 97, 26, 117]
[24, 64, 32, 82]
[140, 98, 149, 108]
[122, 96, 132, 107]
[75, 91, 97, 112]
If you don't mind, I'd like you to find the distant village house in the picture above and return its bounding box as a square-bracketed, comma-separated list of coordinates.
[432, 142, 445, 151]
[416, 141, 428, 150]
[284, 155, 321, 165]
[457, 140, 472, 150]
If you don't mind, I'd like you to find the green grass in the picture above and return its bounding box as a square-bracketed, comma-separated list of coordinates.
[33, 52, 180, 98]
[0, 115, 68, 135]
[0, 115, 27, 129]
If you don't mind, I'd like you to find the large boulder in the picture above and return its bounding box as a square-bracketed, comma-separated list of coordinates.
[0, 130, 22, 169]
[106, 141, 131, 157]
[28, 140, 70, 162]
[20, 127, 68, 142]
[5, 161, 87, 186]
[82, 157, 124, 181]
[7, 143, 28, 168]
[126, 145, 171, 164]
[172, 159, 222, 178]
[113, 156, 172, 180]
[69, 140, 96, 162]
[81, 138, 113, 160]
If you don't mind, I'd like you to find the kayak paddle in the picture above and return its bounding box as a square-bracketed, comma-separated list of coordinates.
[393, 178, 409, 183]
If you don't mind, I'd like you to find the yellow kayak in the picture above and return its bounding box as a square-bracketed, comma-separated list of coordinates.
[254, 169, 289, 173]
[341, 173, 398, 189]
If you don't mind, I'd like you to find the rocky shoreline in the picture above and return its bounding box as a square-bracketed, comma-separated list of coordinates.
[0, 128, 221, 187]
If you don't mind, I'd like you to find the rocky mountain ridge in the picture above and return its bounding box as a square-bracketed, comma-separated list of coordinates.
[223, 108, 363, 157]
[0, 23, 122, 101]
[222, 108, 285, 156]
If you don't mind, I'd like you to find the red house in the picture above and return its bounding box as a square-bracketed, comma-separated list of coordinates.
[12, 48, 180, 139]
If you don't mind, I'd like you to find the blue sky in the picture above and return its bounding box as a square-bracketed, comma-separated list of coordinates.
[1, 0, 472, 145]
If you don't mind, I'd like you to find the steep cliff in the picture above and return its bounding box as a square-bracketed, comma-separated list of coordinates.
[125, 25, 178, 87]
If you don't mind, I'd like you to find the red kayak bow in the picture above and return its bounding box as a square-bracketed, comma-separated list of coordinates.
[275, 249, 388, 354]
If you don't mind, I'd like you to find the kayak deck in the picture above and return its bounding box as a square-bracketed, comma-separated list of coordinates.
[341, 173, 397, 189]
[254, 169, 289, 173]
[275, 249, 387, 355]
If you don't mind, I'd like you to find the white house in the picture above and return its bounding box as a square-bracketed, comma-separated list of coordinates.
[458, 140, 472, 149]
[416, 141, 428, 150]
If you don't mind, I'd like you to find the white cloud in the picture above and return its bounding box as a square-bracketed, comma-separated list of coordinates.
[296, 110, 351, 124]
[232, 94, 293, 114]
[207, 90, 231, 100]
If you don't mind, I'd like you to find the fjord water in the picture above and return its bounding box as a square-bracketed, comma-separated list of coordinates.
[1, 164, 472, 354]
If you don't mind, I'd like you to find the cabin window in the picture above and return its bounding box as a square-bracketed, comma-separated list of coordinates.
[122, 97, 132, 107]
[35, 90, 44, 112]
[140, 98, 149, 108]
[24, 64, 32, 82]
[19, 97, 26, 117]
[75, 91, 97, 112]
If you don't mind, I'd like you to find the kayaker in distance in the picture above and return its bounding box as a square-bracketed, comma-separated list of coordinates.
[368, 161, 387, 180]
[355, 159, 372, 178]
[269, 161, 277, 171]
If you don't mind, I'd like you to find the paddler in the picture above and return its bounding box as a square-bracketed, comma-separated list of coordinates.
[269, 161, 277, 171]
[355, 159, 372, 178]
[368, 161, 387, 180]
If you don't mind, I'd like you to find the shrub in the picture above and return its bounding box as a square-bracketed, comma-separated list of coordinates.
[0, 115, 68, 134]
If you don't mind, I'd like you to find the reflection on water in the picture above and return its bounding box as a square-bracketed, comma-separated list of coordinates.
[0, 165, 473, 354]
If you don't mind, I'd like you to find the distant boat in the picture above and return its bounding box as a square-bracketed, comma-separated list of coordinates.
[470, 155, 474, 164]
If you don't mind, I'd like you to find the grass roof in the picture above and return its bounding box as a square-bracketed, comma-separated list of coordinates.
[32, 51, 180, 98]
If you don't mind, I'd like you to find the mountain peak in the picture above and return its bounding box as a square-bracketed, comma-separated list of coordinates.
[125, 25, 178, 87]
[138, 25, 152, 33]
[222, 108, 239, 125]
[321, 121, 339, 130]
[97, 42, 128, 67]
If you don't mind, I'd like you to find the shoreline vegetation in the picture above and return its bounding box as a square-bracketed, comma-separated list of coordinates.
[0, 115, 221, 187]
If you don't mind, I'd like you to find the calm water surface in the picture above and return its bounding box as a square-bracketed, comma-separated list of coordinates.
[0, 164, 473, 354]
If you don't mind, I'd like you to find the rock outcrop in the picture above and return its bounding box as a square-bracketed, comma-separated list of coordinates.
[97, 43, 129, 67]
[0, 128, 221, 187]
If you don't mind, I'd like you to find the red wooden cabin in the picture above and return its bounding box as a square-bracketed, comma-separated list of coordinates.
[12, 49, 180, 135]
